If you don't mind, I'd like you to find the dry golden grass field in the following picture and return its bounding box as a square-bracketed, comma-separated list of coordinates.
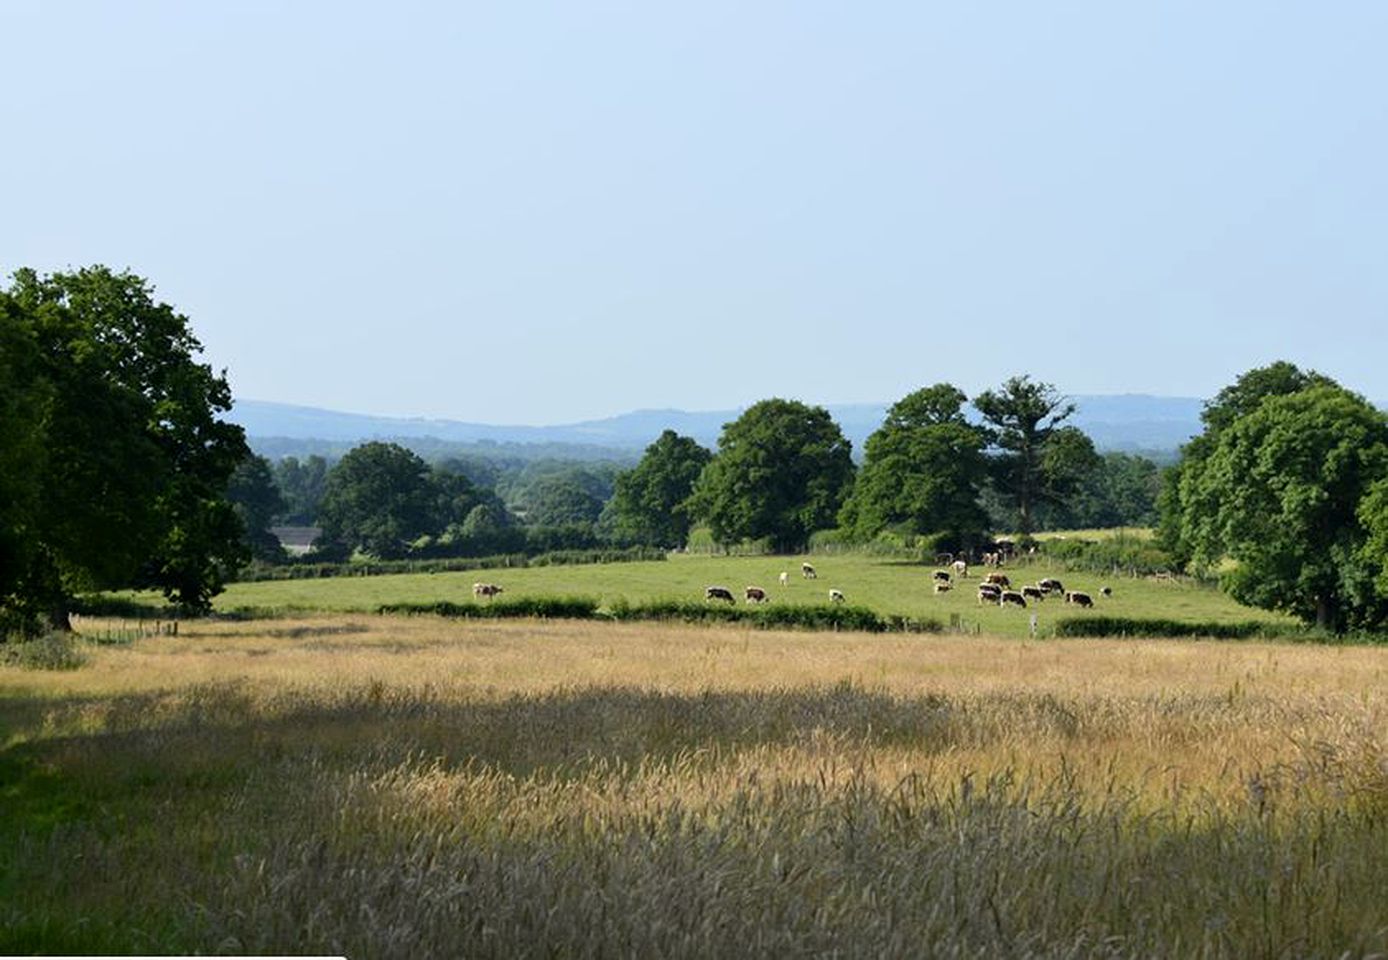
[3, 614, 1387, 956]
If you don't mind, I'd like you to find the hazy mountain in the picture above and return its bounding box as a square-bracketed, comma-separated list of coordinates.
[232, 394, 1207, 462]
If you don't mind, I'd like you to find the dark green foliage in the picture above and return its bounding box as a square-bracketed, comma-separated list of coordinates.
[378, 596, 942, 632]
[691, 399, 855, 553]
[1039, 535, 1174, 577]
[379, 597, 602, 620]
[231, 547, 667, 582]
[226, 454, 288, 563]
[1051, 617, 1309, 640]
[520, 475, 605, 526]
[1024, 453, 1162, 531]
[317, 443, 440, 559]
[974, 376, 1097, 538]
[1361, 478, 1388, 598]
[1163, 371, 1388, 632]
[1, 267, 249, 630]
[838, 385, 990, 547]
[441, 501, 526, 557]
[607, 599, 942, 633]
[0, 296, 50, 632]
[272, 455, 330, 525]
[606, 430, 713, 548]
[1158, 361, 1339, 565]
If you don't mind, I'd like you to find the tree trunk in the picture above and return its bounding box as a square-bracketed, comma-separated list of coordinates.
[1315, 596, 1333, 633]
[49, 603, 73, 633]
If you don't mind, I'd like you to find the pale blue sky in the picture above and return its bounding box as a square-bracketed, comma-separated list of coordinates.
[4, 1, 1385, 423]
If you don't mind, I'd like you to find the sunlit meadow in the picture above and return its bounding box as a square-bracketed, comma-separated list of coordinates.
[3, 614, 1385, 956]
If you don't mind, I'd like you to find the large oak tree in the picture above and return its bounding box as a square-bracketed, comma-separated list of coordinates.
[690, 399, 853, 553]
[606, 430, 712, 548]
[838, 384, 989, 549]
[1, 267, 250, 631]
[1163, 367, 1388, 632]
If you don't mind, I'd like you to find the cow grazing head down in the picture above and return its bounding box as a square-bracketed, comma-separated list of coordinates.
[745, 586, 768, 603]
[801, 562, 818, 579]
[472, 582, 503, 599]
[999, 590, 1027, 608]
[1065, 590, 1094, 608]
[705, 585, 736, 603]
[828, 589, 845, 603]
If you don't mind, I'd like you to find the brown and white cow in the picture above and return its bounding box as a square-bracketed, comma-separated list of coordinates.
[705, 585, 735, 603]
[985, 572, 1011, 588]
[745, 586, 768, 603]
[472, 582, 503, 599]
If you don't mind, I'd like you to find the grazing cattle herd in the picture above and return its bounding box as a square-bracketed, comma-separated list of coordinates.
[470, 545, 1116, 621]
[695, 558, 1114, 613]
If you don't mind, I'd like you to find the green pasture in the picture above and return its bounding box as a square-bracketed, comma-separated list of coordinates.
[188, 553, 1294, 639]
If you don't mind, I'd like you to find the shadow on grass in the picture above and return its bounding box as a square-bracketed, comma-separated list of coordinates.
[0, 679, 1244, 822]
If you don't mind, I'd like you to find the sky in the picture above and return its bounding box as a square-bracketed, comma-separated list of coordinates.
[4, 1, 1386, 424]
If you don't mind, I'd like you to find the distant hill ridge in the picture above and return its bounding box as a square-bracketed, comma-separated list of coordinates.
[231, 395, 1208, 461]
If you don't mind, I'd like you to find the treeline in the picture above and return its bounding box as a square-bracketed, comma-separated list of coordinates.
[232, 379, 1161, 570]
[8, 264, 1388, 638]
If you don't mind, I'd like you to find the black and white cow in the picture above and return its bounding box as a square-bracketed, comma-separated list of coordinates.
[705, 585, 736, 603]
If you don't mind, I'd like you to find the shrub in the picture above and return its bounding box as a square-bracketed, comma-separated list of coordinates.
[378, 597, 602, 620]
[607, 599, 942, 634]
[1, 632, 89, 670]
[1039, 535, 1176, 577]
[1052, 617, 1307, 641]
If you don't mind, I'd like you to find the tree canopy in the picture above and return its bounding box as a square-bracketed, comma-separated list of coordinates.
[1, 266, 249, 630]
[1161, 366, 1388, 632]
[973, 375, 1096, 538]
[317, 443, 440, 559]
[606, 430, 712, 548]
[838, 384, 989, 548]
[690, 399, 854, 553]
[226, 454, 288, 563]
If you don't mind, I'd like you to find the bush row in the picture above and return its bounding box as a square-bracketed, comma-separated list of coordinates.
[378, 597, 944, 633]
[378, 597, 602, 620]
[610, 599, 943, 633]
[1052, 616, 1306, 640]
[234, 546, 667, 583]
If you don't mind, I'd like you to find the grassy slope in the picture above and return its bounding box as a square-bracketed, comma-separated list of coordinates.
[2, 617, 1385, 956]
[202, 552, 1292, 639]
